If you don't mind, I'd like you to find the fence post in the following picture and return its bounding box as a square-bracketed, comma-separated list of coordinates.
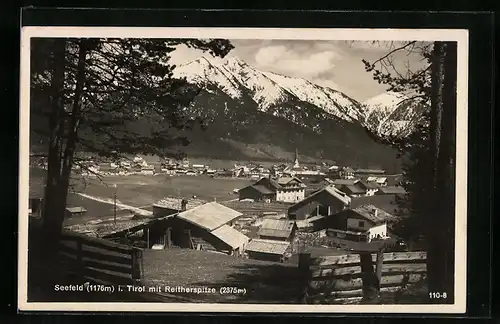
[166, 227, 172, 248]
[131, 248, 142, 281]
[298, 252, 311, 304]
[360, 252, 378, 302]
[374, 249, 384, 290]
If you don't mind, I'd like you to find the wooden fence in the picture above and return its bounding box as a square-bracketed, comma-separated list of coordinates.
[298, 250, 427, 304]
[58, 230, 143, 285]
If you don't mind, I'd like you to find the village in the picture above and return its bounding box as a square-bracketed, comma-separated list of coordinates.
[29, 149, 410, 266]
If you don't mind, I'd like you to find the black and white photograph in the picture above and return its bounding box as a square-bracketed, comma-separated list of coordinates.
[18, 27, 468, 313]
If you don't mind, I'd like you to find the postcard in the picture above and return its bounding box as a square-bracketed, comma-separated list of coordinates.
[18, 26, 468, 313]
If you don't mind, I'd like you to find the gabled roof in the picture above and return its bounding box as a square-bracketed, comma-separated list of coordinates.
[257, 219, 295, 238]
[333, 179, 360, 186]
[358, 181, 380, 190]
[276, 176, 304, 186]
[289, 185, 351, 212]
[177, 202, 243, 231]
[376, 177, 388, 184]
[66, 207, 87, 213]
[342, 184, 366, 194]
[250, 185, 275, 195]
[342, 167, 355, 172]
[355, 168, 386, 174]
[153, 197, 206, 210]
[246, 239, 290, 255]
[210, 225, 250, 249]
[378, 186, 407, 195]
[348, 204, 399, 224]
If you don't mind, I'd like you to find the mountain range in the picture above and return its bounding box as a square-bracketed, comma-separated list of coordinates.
[170, 55, 426, 172]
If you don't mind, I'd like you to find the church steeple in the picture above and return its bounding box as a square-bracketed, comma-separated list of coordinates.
[293, 148, 300, 168]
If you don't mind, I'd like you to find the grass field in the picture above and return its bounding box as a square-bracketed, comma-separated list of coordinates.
[142, 248, 300, 303]
[29, 168, 254, 225]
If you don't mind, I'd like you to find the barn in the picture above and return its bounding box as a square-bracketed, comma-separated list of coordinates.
[245, 239, 291, 263]
[257, 219, 297, 242]
[287, 185, 351, 221]
[145, 202, 249, 256]
[237, 184, 275, 202]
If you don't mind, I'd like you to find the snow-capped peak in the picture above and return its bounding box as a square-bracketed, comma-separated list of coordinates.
[363, 91, 410, 114]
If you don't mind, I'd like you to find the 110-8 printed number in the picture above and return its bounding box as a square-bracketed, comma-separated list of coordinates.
[429, 292, 447, 299]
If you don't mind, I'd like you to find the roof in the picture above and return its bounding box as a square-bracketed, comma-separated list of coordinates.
[376, 177, 388, 183]
[355, 169, 386, 174]
[66, 207, 87, 213]
[257, 219, 295, 238]
[342, 184, 366, 194]
[366, 176, 378, 182]
[378, 186, 407, 195]
[349, 204, 399, 224]
[245, 239, 290, 255]
[323, 186, 352, 205]
[276, 177, 304, 186]
[177, 202, 243, 231]
[153, 197, 206, 210]
[290, 185, 351, 212]
[358, 181, 380, 190]
[333, 179, 359, 186]
[342, 167, 355, 172]
[210, 225, 250, 249]
[305, 215, 326, 223]
[250, 185, 275, 195]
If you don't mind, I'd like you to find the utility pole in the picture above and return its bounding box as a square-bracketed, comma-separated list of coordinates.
[113, 184, 117, 225]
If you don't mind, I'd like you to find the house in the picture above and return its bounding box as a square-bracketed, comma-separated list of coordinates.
[339, 167, 355, 179]
[339, 183, 367, 197]
[357, 181, 380, 196]
[152, 197, 206, 218]
[65, 207, 87, 218]
[257, 219, 297, 242]
[377, 186, 407, 195]
[245, 239, 291, 262]
[332, 179, 360, 188]
[325, 205, 400, 242]
[141, 165, 155, 175]
[287, 185, 351, 221]
[237, 184, 275, 202]
[367, 176, 388, 187]
[238, 176, 307, 203]
[274, 177, 307, 202]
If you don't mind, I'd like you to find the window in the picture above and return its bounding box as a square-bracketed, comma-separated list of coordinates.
[358, 221, 365, 228]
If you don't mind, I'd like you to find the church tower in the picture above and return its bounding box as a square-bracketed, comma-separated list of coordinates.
[293, 148, 300, 169]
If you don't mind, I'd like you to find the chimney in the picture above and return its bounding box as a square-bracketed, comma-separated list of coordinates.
[181, 199, 188, 211]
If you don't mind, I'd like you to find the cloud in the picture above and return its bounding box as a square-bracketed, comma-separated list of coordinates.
[254, 44, 341, 78]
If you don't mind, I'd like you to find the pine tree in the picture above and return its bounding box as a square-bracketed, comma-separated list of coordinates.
[362, 41, 457, 302]
[30, 37, 233, 249]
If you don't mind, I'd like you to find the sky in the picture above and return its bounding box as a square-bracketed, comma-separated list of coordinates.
[168, 40, 430, 102]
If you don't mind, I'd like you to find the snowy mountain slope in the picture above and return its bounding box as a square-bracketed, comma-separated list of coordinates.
[173, 55, 422, 140]
[362, 91, 428, 137]
[174, 55, 365, 122]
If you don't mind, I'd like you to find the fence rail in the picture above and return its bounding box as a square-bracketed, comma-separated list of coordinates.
[58, 230, 143, 285]
[299, 250, 427, 304]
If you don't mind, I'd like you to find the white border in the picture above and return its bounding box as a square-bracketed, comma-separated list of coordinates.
[18, 27, 469, 314]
